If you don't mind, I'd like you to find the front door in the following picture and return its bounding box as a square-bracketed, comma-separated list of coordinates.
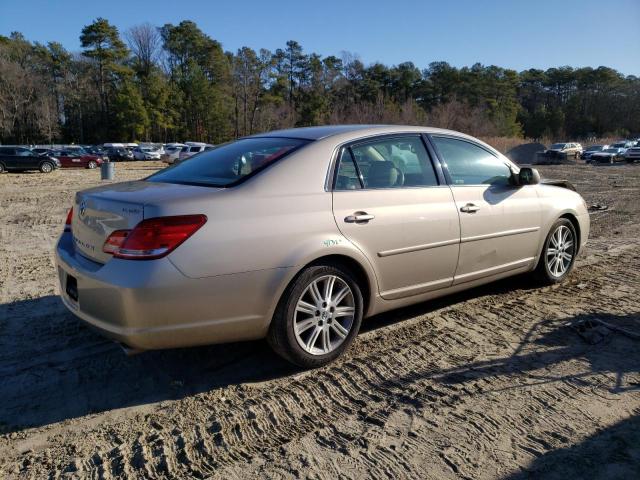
[430, 135, 542, 285]
[332, 135, 461, 300]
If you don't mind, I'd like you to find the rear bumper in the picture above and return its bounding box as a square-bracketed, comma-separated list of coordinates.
[55, 232, 291, 350]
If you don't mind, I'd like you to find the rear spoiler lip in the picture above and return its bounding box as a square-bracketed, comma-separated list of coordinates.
[540, 179, 577, 192]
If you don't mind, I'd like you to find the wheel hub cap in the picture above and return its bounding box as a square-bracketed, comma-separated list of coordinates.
[294, 275, 356, 355]
[546, 225, 575, 278]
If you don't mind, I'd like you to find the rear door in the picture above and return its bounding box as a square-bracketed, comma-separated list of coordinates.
[332, 135, 460, 300]
[14, 148, 40, 169]
[430, 135, 542, 285]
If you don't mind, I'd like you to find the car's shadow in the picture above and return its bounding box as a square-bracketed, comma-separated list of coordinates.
[0, 274, 636, 435]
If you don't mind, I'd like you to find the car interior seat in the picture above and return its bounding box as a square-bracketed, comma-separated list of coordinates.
[367, 161, 404, 188]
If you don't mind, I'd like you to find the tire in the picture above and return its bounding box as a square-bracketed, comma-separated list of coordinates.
[533, 218, 577, 285]
[267, 263, 364, 368]
[0, 163, 5, 174]
[39, 161, 53, 173]
[87, 160, 97, 169]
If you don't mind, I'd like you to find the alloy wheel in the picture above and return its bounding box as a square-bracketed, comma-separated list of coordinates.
[546, 225, 575, 278]
[293, 275, 356, 355]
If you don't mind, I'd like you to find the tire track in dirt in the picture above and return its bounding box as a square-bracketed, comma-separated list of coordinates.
[6, 243, 638, 479]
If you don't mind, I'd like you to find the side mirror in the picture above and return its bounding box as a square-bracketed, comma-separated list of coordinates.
[518, 167, 540, 186]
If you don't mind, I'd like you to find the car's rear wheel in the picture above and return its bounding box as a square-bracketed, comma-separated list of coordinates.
[0, 163, 5, 174]
[534, 218, 577, 284]
[267, 264, 364, 368]
[87, 160, 97, 169]
[40, 161, 53, 173]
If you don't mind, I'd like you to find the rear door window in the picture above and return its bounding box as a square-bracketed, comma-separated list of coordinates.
[335, 136, 438, 190]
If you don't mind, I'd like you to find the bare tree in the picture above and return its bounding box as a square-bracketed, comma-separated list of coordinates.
[125, 23, 161, 75]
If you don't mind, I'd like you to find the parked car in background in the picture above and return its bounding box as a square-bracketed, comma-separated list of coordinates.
[581, 145, 609, 161]
[47, 149, 104, 169]
[590, 147, 626, 164]
[124, 143, 139, 153]
[0, 146, 60, 173]
[64, 145, 88, 155]
[177, 142, 214, 161]
[132, 146, 161, 160]
[31, 147, 51, 155]
[84, 146, 106, 156]
[151, 144, 165, 155]
[105, 147, 133, 162]
[56, 125, 590, 367]
[161, 143, 186, 164]
[624, 146, 640, 163]
[544, 142, 583, 160]
[611, 141, 632, 153]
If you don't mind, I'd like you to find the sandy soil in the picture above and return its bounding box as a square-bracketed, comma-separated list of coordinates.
[0, 162, 639, 479]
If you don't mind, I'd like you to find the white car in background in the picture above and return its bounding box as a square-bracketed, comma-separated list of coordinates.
[132, 146, 161, 160]
[178, 142, 214, 161]
[624, 146, 640, 163]
[161, 143, 186, 164]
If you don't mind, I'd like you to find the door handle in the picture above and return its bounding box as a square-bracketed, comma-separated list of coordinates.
[344, 212, 375, 223]
[460, 203, 480, 213]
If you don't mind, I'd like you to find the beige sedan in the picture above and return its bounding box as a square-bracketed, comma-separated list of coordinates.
[56, 126, 589, 367]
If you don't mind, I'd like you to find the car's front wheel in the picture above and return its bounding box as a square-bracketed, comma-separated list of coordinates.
[534, 218, 577, 284]
[87, 160, 97, 169]
[268, 264, 364, 368]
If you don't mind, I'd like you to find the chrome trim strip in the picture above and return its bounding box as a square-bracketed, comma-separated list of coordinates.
[453, 257, 535, 285]
[378, 238, 459, 257]
[377, 227, 538, 258]
[461, 226, 539, 244]
[380, 277, 454, 300]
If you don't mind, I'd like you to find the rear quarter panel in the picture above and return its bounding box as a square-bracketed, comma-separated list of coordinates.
[162, 140, 363, 279]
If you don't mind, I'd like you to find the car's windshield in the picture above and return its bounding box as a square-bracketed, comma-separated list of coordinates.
[586, 145, 603, 151]
[603, 148, 618, 153]
[148, 137, 310, 187]
[550, 143, 565, 149]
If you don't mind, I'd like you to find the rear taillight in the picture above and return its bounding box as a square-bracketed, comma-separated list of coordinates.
[64, 207, 73, 232]
[102, 215, 207, 260]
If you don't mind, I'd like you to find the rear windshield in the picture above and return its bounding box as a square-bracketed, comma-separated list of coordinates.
[148, 137, 310, 187]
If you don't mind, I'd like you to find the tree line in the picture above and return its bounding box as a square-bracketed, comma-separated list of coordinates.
[1, 18, 638, 145]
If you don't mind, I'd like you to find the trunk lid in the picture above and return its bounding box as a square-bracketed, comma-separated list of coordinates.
[71, 180, 219, 263]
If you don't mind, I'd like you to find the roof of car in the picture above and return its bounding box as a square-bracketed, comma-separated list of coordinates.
[247, 124, 460, 141]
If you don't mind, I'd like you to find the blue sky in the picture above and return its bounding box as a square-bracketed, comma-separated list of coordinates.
[1, 0, 639, 75]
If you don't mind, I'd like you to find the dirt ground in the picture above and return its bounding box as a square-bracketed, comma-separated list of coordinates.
[0, 161, 639, 479]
